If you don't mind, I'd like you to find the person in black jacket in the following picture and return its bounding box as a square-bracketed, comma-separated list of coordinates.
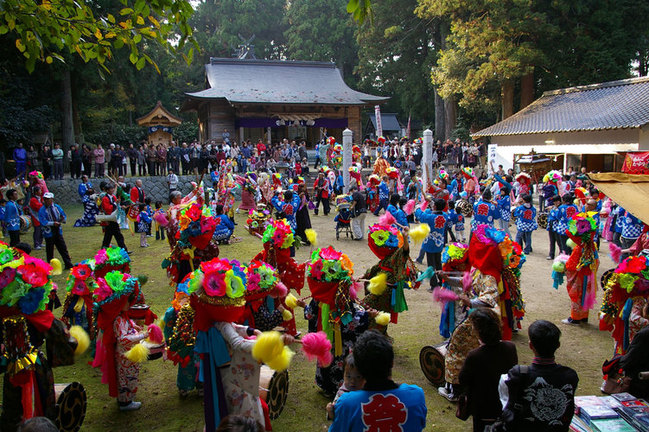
[490, 320, 578, 432]
[459, 308, 518, 431]
[620, 325, 649, 399]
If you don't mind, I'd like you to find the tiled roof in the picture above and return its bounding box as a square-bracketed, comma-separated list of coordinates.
[473, 76, 649, 137]
[368, 113, 401, 131]
[185, 58, 389, 106]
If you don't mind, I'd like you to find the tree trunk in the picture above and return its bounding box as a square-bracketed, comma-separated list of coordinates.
[444, 96, 457, 140]
[61, 69, 75, 152]
[71, 77, 83, 145]
[520, 71, 535, 109]
[434, 88, 445, 142]
[501, 78, 514, 120]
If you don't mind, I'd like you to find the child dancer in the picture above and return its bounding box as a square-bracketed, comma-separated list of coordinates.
[135, 203, 151, 248]
[154, 201, 165, 241]
[448, 201, 466, 243]
[512, 194, 537, 254]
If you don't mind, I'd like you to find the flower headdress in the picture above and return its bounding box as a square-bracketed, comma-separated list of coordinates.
[93, 246, 130, 279]
[245, 260, 281, 301]
[306, 247, 355, 355]
[0, 242, 55, 317]
[441, 242, 470, 271]
[385, 167, 399, 179]
[93, 271, 140, 308]
[368, 223, 404, 260]
[177, 203, 218, 250]
[601, 254, 649, 352]
[186, 258, 249, 331]
[65, 260, 98, 297]
[543, 170, 562, 183]
[462, 167, 474, 179]
[567, 212, 598, 239]
[262, 219, 295, 249]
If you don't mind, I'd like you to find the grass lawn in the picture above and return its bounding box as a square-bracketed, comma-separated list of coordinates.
[7, 204, 618, 431]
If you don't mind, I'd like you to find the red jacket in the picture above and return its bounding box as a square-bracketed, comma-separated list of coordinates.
[29, 197, 43, 226]
[130, 186, 145, 204]
[101, 194, 117, 226]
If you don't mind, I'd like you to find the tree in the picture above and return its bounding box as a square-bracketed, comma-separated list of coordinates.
[0, 0, 196, 73]
[355, 0, 437, 131]
[416, 0, 552, 120]
[284, 0, 358, 81]
[190, 0, 287, 62]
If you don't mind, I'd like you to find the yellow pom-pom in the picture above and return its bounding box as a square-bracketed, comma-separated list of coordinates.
[282, 308, 293, 321]
[69, 325, 90, 356]
[566, 238, 577, 250]
[252, 331, 293, 371]
[305, 229, 317, 246]
[124, 342, 150, 363]
[285, 293, 298, 310]
[409, 223, 430, 244]
[368, 273, 388, 295]
[375, 312, 391, 326]
[266, 346, 294, 372]
[50, 259, 62, 276]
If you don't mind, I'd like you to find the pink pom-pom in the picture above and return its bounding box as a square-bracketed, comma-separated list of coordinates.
[609, 243, 622, 263]
[462, 270, 472, 294]
[583, 274, 597, 310]
[432, 287, 459, 305]
[147, 324, 164, 344]
[154, 212, 169, 227]
[350, 280, 362, 300]
[378, 212, 396, 226]
[273, 281, 288, 298]
[403, 199, 416, 216]
[301, 331, 333, 367]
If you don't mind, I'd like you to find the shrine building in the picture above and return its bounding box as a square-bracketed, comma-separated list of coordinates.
[181, 57, 388, 146]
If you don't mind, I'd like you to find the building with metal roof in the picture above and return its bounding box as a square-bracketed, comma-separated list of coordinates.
[365, 113, 402, 139]
[182, 58, 388, 146]
[472, 76, 649, 172]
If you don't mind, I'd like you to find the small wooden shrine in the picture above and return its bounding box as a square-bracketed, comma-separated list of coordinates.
[137, 101, 183, 147]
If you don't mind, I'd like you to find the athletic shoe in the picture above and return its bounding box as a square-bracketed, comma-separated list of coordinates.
[561, 318, 581, 325]
[546, 256, 553, 260]
[438, 386, 459, 402]
[119, 401, 142, 411]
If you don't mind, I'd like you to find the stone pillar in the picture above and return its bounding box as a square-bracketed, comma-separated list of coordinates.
[267, 127, 271, 145]
[239, 127, 244, 143]
[422, 129, 433, 191]
[342, 128, 353, 193]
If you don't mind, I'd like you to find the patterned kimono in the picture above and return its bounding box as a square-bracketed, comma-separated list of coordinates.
[444, 271, 499, 385]
[114, 315, 142, 404]
[74, 194, 99, 227]
[214, 322, 265, 427]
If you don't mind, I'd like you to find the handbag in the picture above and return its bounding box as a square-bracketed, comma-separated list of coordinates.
[455, 394, 470, 421]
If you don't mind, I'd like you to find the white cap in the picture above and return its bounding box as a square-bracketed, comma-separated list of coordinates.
[43, 192, 54, 199]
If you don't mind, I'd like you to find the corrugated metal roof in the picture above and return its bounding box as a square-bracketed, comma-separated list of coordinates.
[368, 113, 401, 131]
[473, 76, 649, 137]
[185, 58, 389, 106]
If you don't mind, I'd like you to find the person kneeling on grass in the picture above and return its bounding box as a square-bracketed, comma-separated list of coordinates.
[329, 330, 427, 432]
[213, 204, 235, 244]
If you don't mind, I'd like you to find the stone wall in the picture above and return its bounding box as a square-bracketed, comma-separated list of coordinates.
[47, 175, 210, 205]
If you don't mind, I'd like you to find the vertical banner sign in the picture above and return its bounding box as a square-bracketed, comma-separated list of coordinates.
[488, 144, 498, 166]
[406, 113, 411, 139]
[374, 105, 383, 138]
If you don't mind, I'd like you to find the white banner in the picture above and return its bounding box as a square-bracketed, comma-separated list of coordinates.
[488, 143, 498, 165]
[374, 105, 383, 138]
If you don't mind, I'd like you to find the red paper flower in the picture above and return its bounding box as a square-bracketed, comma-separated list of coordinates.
[320, 246, 342, 261]
[203, 270, 226, 297]
[17, 263, 49, 287]
[71, 264, 92, 281]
